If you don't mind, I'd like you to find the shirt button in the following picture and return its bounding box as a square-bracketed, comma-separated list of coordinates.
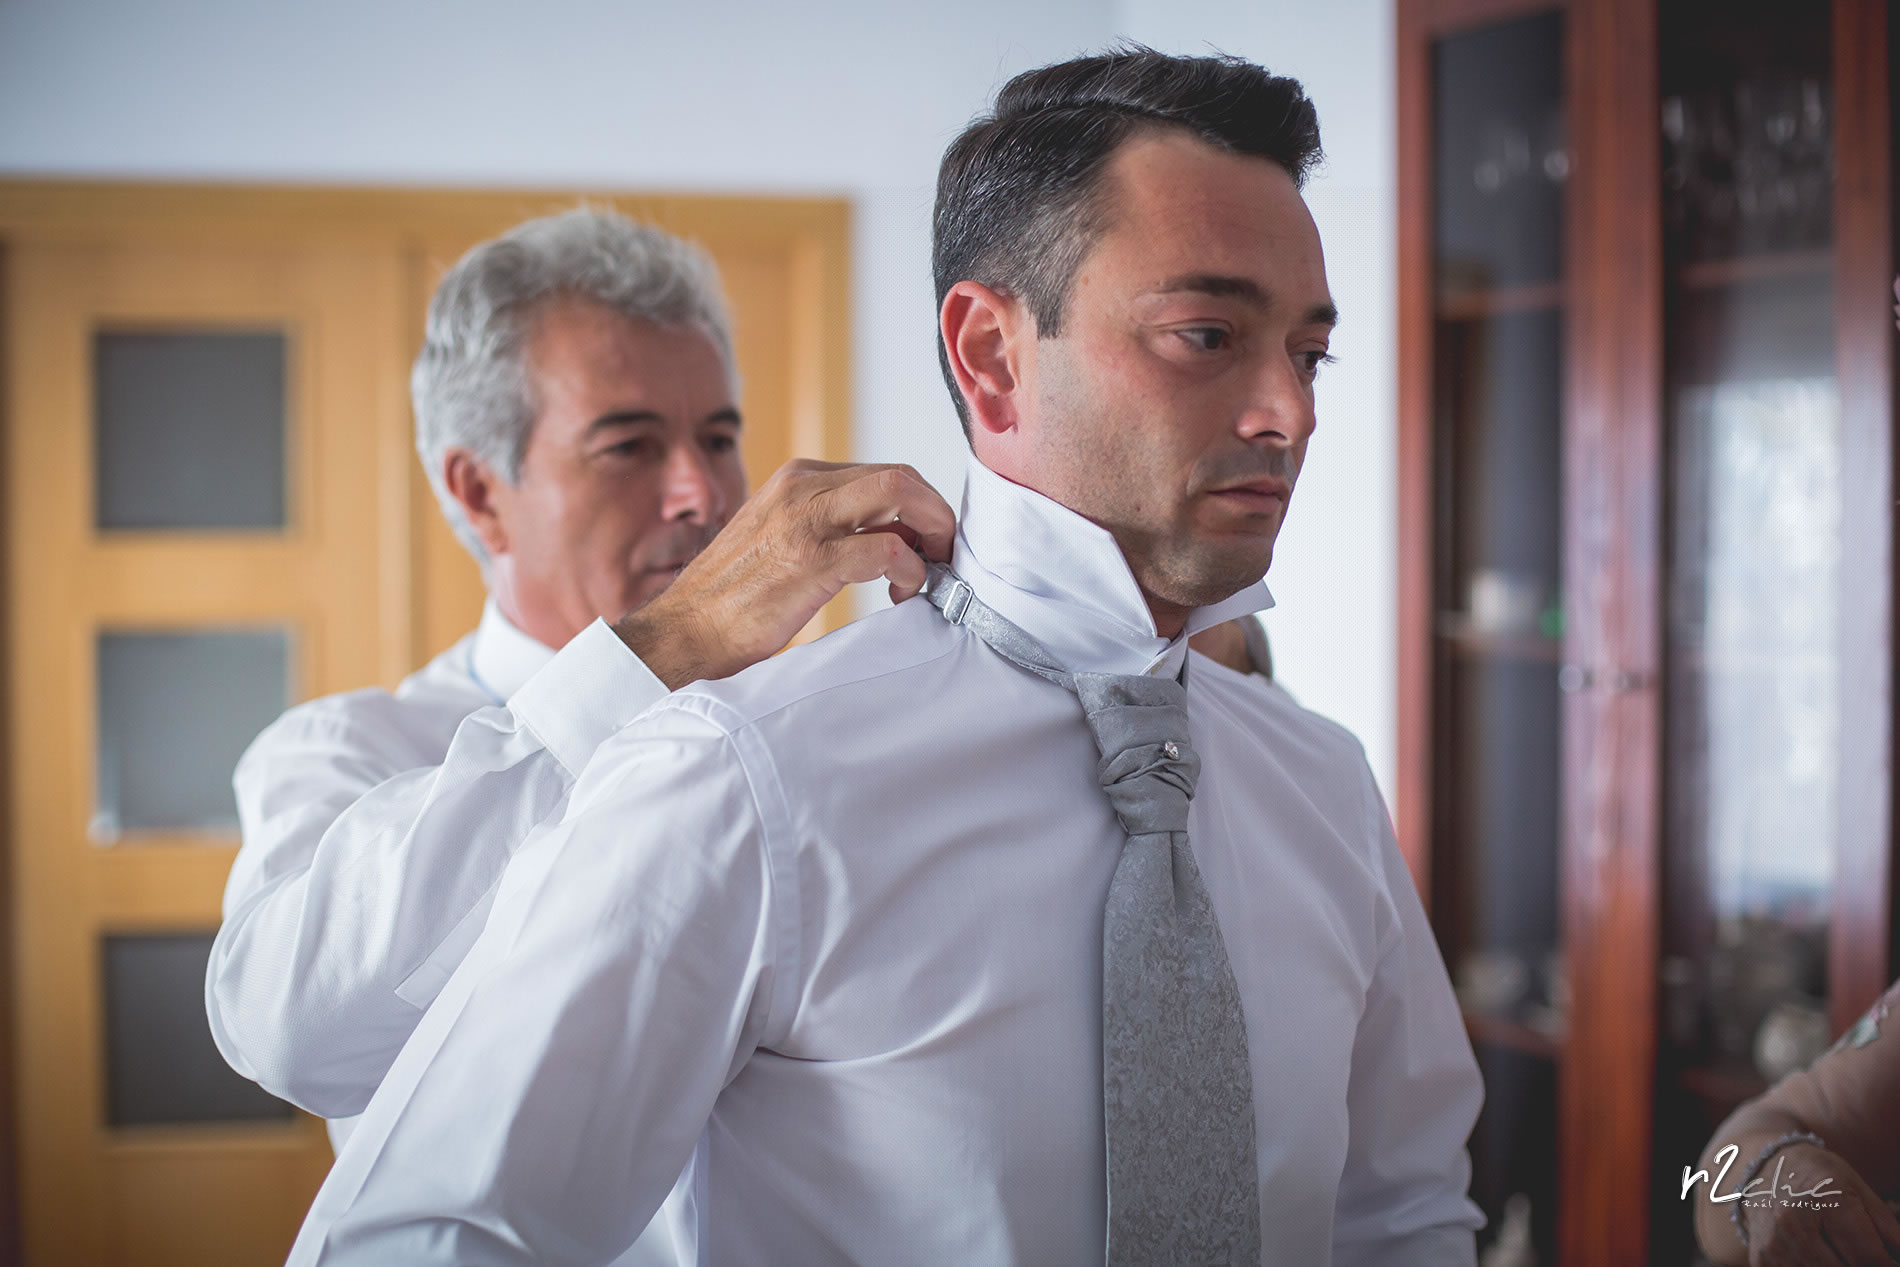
[1163, 741, 1181, 760]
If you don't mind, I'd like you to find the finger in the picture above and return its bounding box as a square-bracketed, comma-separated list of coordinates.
[1755, 1212, 1837, 1267]
[1870, 1199, 1900, 1252]
[768, 457, 853, 482]
[885, 549, 930, 604]
[805, 466, 931, 526]
[745, 457, 852, 507]
[1817, 1213, 1891, 1266]
[882, 474, 957, 562]
[770, 458, 905, 498]
[813, 467, 958, 561]
[858, 521, 922, 552]
[826, 531, 927, 596]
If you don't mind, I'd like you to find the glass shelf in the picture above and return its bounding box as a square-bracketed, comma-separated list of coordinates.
[1436, 281, 1566, 319]
[1437, 615, 1565, 663]
[1677, 247, 1833, 290]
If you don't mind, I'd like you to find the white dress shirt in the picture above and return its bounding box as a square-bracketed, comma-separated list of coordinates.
[209, 601, 666, 1150]
[291, 455, 1485, 1267]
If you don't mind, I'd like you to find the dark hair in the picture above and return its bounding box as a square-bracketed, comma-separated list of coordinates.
[932, 46, 1323, 435]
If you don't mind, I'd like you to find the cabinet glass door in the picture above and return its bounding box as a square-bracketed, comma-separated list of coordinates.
[1428, 11, 1567, 1263]
[1655, 1, 1845, 1257]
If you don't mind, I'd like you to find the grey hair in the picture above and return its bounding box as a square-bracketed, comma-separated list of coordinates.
[412, 207, 737, 564]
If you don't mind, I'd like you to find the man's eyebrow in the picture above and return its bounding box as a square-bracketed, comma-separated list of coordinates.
[584, 406, 744, 437]
[1304, 301, 1340, 328]
[1151, 275, 1341, 327]
[1154, 274, 1269, 303]
[584, 410, 664, 437]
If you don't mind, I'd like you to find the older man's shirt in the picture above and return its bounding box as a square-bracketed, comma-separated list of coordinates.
[291, 456, 1485, 1267]
[208, 600, 667, 1149]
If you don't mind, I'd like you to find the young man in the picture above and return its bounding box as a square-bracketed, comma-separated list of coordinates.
[289, 51, 1482, 1266]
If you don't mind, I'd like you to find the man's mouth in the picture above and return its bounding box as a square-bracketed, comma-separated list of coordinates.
[1206, 479, 1292, 513]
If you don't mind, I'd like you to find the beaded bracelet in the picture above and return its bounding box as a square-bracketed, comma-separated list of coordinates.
[1729, 1131, 1829, 1249]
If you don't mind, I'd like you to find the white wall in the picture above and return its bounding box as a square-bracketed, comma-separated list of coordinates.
[0, 0, 1399, 798]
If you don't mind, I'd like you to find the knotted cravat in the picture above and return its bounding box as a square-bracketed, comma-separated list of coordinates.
[922, 564, 1261, 1265]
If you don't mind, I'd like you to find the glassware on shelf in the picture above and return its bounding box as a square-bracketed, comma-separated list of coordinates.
[1661, 71, 1833, 263]
[1467, 569, 1546, 637]
[1456, 948, 1533, 1017]
[1702, 915, 1828, 1071]
[1754, 997, 1832, 1081]
[1434, 14, 1565, 295]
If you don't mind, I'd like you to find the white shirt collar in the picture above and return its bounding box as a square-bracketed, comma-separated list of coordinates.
[468, 599, 557, 703]
[951, 454, 1274, 678]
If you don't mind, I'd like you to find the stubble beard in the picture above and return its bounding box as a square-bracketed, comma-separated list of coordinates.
[1031, 349, 1296, 616]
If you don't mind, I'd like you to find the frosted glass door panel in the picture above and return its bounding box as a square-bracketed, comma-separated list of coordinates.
[94, 630, 290, 840]
[102, 933, 295, 1127]
[93, 330, 288, 531]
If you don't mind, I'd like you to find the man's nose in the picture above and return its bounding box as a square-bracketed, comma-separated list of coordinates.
[661, 443, 725, 524]
[1237, 354, 1319, 446]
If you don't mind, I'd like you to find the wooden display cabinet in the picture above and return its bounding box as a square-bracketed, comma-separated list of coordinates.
[1396, 0, 1900, 1262]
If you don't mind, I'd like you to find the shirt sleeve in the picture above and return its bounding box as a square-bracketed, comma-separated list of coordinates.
[1331, 764, 1487, 1267]
[287, 694, 790, 1267]
[206, 620, 666, 1119]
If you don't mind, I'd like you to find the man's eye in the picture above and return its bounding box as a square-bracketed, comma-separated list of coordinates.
[603, 438, 656, 460]
[1180, 327, 1229, 352]
[703, 433, 739, 455]
[1302, 350, 1336, 379]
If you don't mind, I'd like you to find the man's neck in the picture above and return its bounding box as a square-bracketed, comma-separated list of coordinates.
[486, 570, 574, 653]
[1147, 600, 1190, 641]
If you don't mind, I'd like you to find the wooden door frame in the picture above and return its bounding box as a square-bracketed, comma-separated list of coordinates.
[0, 180, 853, 1264]
[1559, 1, 1664, 1261]
[0, 242, 15, 1267]
[1831, 0, 1898, 1037]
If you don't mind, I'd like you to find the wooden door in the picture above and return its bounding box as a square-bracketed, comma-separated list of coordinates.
[0, 184, 852, 1266]
[3, 233, 409, 1265]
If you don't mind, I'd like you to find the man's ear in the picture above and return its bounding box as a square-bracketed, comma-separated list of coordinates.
[442, 449, 510, 558]
[940, 281, 1030, 438]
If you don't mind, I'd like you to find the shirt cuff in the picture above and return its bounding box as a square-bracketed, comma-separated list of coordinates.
[508, 619, 668, 777]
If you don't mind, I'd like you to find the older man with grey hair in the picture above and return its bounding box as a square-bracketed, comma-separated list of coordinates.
[206, 209, 953, 1262]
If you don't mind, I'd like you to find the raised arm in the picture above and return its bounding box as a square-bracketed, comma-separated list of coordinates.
[208, 458, 953, 1120]
[288, 695, 789, 1266]
[207, 621, 664, 1118]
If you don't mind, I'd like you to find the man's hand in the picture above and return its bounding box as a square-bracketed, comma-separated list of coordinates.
[613, 460, 956, 690]
[1739, 1144, 1900, 1266]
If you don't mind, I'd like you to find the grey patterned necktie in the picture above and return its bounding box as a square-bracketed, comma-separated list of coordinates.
[922, 564, 1261, 1265]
